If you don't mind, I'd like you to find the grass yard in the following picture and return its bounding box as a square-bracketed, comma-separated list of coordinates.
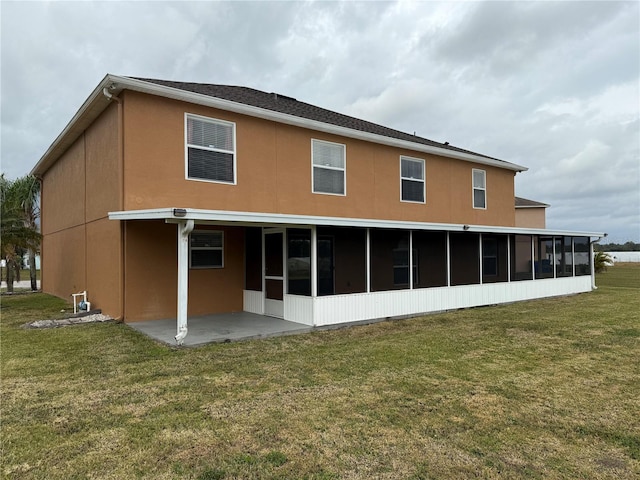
[0, 268, 41, 294]
[0, 268, 41, 282]
[1, 265, 639, 479]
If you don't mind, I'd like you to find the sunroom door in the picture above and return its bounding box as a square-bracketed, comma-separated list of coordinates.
[264, 230, 285, 318]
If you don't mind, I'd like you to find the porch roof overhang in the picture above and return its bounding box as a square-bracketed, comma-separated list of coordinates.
[108, 207, 606, 239]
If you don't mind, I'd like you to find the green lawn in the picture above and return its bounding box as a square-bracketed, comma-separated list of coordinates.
[0, 268, 41, 282]
[0, 268, 41, 293]
[1, 265, 639, 479]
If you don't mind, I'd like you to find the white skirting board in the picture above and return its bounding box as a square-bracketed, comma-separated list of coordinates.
[244, 276, 593, 327]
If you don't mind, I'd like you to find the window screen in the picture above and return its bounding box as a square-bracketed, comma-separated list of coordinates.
[401, 157, 425, 202]
[574, 237, 590, 276]
[312, 139, 345, 195]
[190, 231, 224, 268]
[186, 115, 235, 183]
[482, 237, 498, 276]
[473, 169, 486, 209]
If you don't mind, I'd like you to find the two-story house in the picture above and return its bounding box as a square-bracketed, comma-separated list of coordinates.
[31, 75, 604, 343]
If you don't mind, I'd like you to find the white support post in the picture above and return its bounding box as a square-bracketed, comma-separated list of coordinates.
[176, 219, 194, 344]
[531, 236, 536, 280]
[409, 230, 413, 290]
[282, 229, 288, 296]
[261, 227, 266, 293]
[507, 235, 511, 282]
[446, 231, 451, 287]
[311, 225, 318, 297]
[366, 228, 371, 293]
[572, 237, 576, 277]
[590, 239, 597, 290]
[552, 236, 557, 279]
[479, 233, 483, 284]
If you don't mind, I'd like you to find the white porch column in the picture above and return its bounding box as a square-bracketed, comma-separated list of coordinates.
[311, 225, 318, 297]
[366, 228, 371, 293]
[552, 236, 557, 278]
[572, 237, 576, 277]
[446, 231, 451, 287]
[409, 230, 413, 289]
[176, 219, 194, 344]
[479, 233, 483, 284]
[531, 236, 536, 280]
[590, 239, 597, 290]
[507, 235, 511, 282]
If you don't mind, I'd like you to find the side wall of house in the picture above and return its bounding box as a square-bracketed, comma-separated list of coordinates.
[122, 92, 516, 227]
[123, 221, 245, 322]
[515, 208, 546, 228]
[41, 103, 123, 317]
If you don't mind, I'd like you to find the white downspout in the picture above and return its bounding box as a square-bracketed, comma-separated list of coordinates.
[176, 219, 194, 344]
[446, 231, 451, 287]
[366, 228, 371, 293]
[311, 226, 318, 298]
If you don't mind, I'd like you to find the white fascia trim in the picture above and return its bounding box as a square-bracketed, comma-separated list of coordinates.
[104, 75, 528, 173]
[108, 207, 605, 238]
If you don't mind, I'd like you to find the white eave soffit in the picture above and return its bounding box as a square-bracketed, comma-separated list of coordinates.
[107, 207, 605, 239]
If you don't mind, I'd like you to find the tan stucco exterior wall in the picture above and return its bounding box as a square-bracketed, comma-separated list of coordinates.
[515, 208, 546, 228]
[41, 136, 86, 235]
[42, 226, 86, 300]
[41, 90, 522, 322]
[123, 221, 245, 322]
[122, 92, 516, 227]
[41, 103, 123, 317]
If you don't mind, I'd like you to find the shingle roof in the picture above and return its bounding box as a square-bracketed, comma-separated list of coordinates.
[131, 77, 510, 165]
[515, 196, 550, 208]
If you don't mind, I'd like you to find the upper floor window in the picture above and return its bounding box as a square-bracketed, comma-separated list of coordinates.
[472, 169, 486, 209]
[185, 114, 236, 184]
[400, 156, 425, 203]
[190, 230, 224, 268]
[312, 139, 346, 195]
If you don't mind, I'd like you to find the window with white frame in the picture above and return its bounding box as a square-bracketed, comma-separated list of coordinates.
[473, 169, 486, 209]
[186, 114, 236, 184]
[312, 139, 346, 195]
[400, 156, 425, 203]
[190, 231, 224, 268]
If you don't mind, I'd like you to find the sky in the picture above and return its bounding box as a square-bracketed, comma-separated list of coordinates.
[1, 0, 639, 243]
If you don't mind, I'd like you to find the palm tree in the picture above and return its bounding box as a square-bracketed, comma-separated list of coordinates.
[1, 174, 41, 292]
[594, 251, 613, 274]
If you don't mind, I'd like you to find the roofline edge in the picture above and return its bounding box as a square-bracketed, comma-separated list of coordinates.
[108, 207, 605, 238]
[32, 75, 529, 176]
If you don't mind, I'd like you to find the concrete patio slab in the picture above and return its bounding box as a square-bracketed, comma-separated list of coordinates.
[127, 312, 312, 346]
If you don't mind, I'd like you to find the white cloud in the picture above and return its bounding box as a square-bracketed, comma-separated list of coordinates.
[1, 0, 638, 241]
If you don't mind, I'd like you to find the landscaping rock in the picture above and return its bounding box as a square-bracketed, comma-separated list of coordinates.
[23, 313, 113, 329]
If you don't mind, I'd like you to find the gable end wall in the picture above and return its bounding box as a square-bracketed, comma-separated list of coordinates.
[41, 103, 123, 317]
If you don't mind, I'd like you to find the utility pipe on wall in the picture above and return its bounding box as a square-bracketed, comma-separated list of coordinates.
[176, 219, 194, 344]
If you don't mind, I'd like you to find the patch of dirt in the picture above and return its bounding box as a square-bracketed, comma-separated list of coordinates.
[595, 456, 627, 470]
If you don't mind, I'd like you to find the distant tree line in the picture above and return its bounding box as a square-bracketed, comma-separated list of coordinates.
[594, 241, 640, 252]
